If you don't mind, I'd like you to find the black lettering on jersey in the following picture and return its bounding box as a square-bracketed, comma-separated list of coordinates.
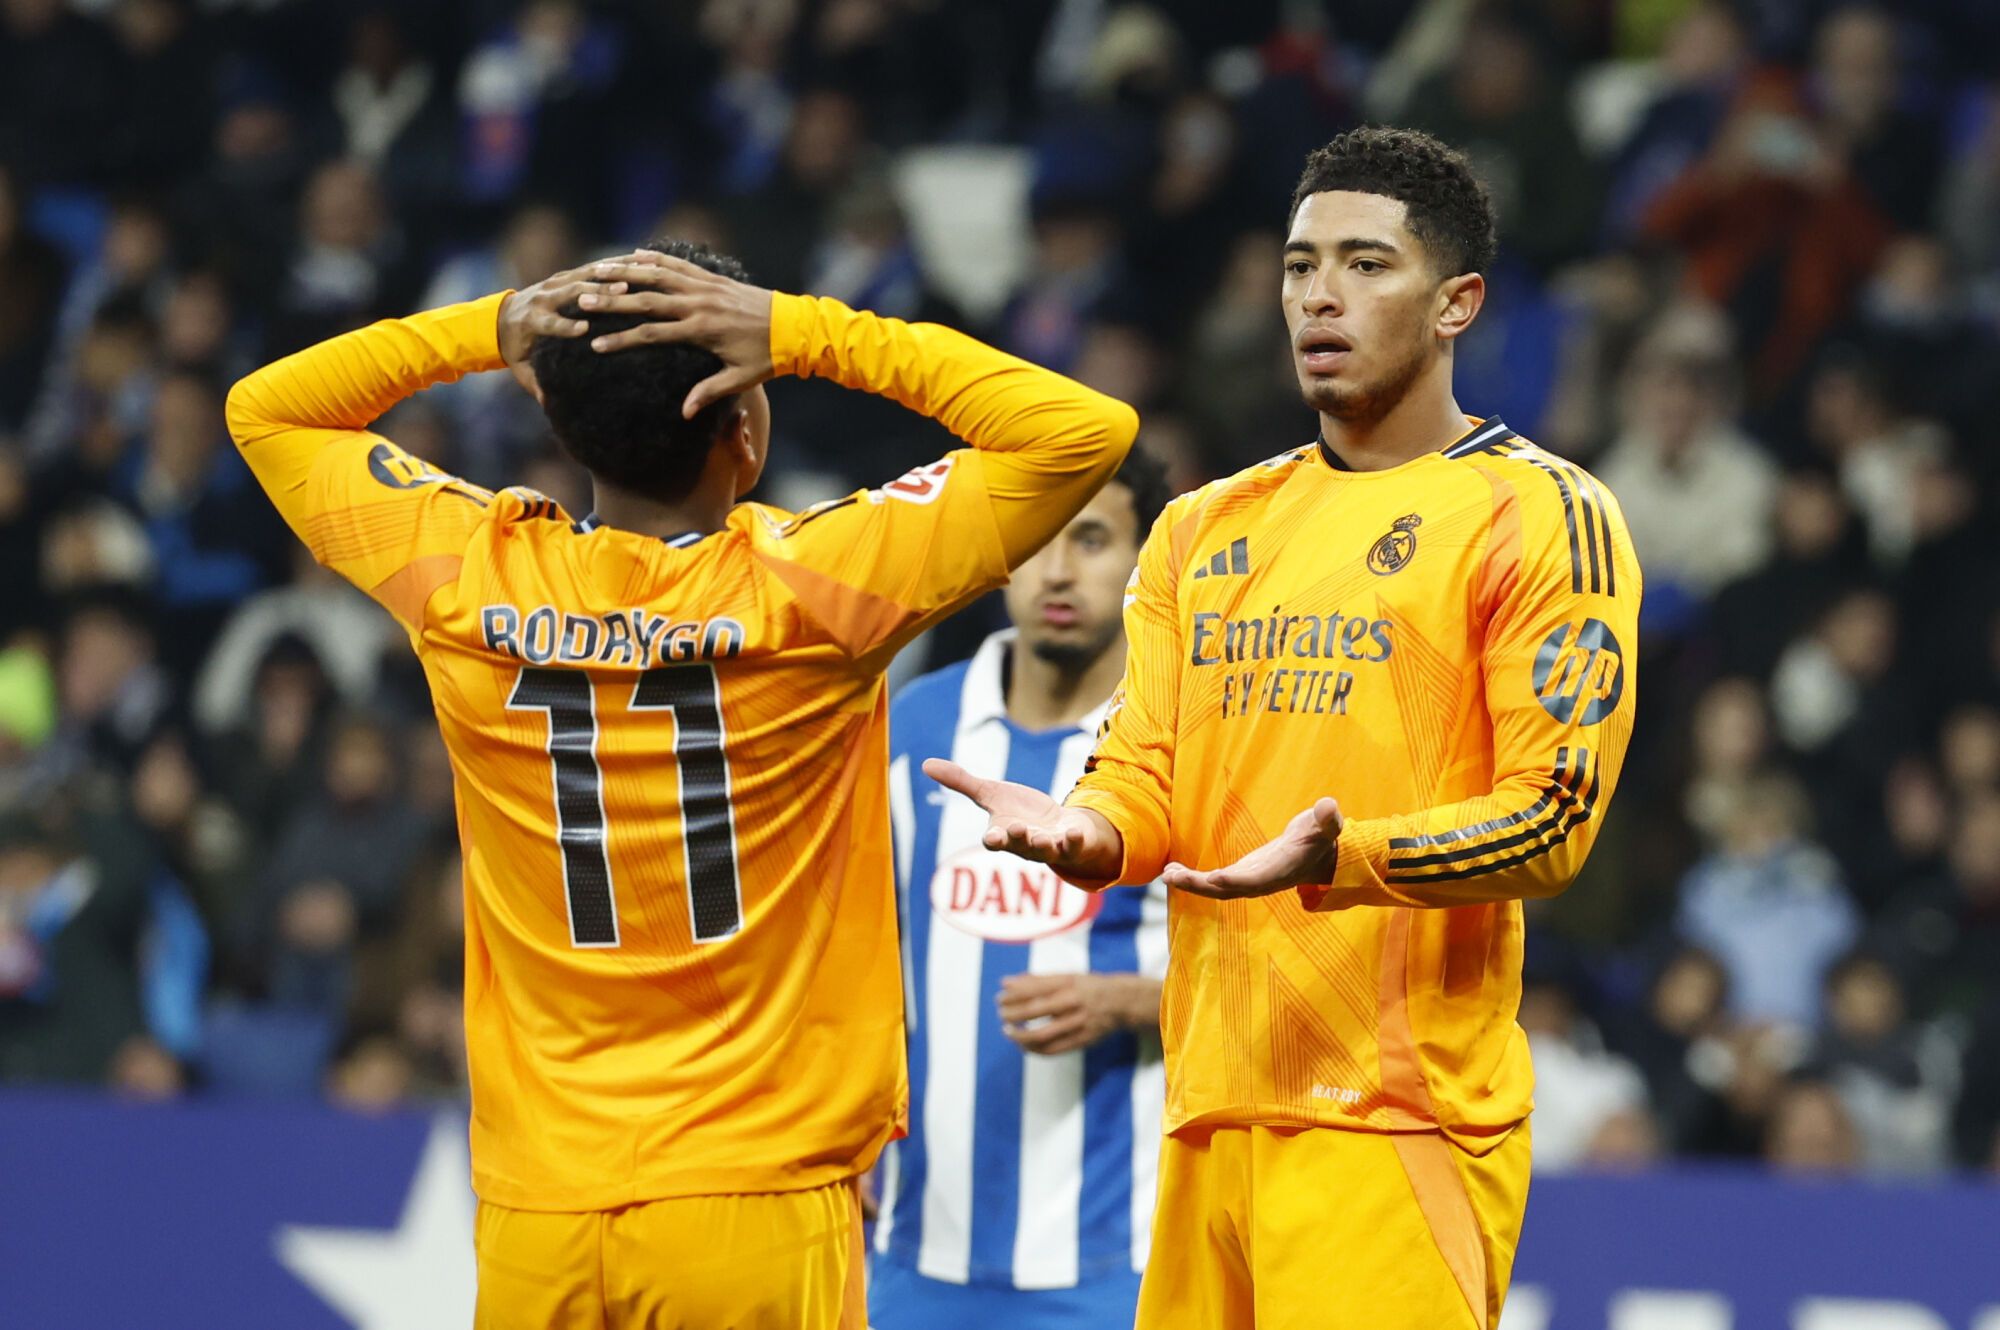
[1191, 612, 1221, 666]
[558, 614, 602, 664]
[366, 442, 443, 491]
[631, 610, 669, 667]
[701, 618, 746, 660]
[522, 606, 559, 664]
[483, 605, 522, 658]
[599, 612, 635, 666]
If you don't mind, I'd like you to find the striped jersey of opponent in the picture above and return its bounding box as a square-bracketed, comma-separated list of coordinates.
[1067, 417, 1640, 1148]
[879, 631, 1167, 1290]
[225, 292, 1137, 1211]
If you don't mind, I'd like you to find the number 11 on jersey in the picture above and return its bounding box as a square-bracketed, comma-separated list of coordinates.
[508, 664, 745, 949]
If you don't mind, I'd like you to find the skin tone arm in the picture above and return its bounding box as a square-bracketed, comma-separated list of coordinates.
[998, 972, 1162, 1055]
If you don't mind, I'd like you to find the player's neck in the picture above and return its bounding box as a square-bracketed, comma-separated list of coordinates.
[1006, 636, 1128, 732]
[589, 479, 733, 542]
[1318, 370, 1469, 472]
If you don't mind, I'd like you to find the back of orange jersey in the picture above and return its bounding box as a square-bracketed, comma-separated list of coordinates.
[226, 292, 1138, 1209]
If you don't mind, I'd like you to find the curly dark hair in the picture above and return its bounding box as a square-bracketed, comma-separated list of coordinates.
[528, 239, 751, 504]
[1112, 445, 1174, 537]
[1289, 126, 1497, 278]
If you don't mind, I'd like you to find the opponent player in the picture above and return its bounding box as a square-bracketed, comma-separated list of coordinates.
[225, 241, 1138, 1328]
[928, 126, 1641, 1327]
[874, 449, 1173, 1330]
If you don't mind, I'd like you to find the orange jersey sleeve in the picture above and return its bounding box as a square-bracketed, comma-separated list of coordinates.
[746, 294, 1138, 664]
[224, 295, 506, 630]
[1303, 456, 1639, 911]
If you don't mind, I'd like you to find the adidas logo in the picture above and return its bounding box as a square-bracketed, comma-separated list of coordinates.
[1192, 537, 1250, 579]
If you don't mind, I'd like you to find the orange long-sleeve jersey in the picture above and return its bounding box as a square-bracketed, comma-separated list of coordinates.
[1067, 418, 1638, 1150]
[226, 292, 1137, 1210]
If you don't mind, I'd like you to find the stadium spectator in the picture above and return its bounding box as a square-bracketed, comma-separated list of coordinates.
[1676, 773, 1858, 1030]
[1640, 67, 1891, 402]
[1765, 1076, 1865, 1174]
[1597, 303, 1778, 605]
[1872, 792, 2000, 1022]
[1802, 950, 1955, 1174]
[239, 713, 428, 1016]
[114, 367, 290, 675]
[1607, 946, 1735, 1156]
[0, 163, 68, 431]
[0, 802, 206, 1086]
[1518, 969, 1658, 1173]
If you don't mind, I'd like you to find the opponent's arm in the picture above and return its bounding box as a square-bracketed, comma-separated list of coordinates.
[999, 972, 1163, 1056]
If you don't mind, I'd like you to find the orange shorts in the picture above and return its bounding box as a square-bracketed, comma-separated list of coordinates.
[1135, 1122, 1530, 1330]
[473, 1179, 865, 1330]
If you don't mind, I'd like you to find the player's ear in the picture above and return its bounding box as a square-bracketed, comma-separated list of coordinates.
[1435, 271, 1484, 342]
[723, 401, 753, 462]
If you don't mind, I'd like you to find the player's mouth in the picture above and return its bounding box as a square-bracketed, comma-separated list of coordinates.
[1296, 329, 1353, 374]
[1040, 601, 1081, 628]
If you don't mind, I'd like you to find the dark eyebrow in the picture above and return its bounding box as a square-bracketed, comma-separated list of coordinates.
[1284, 237, 1404, 258]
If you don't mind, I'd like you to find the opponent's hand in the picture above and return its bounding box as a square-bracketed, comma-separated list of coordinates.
[922, 758, 1124, 884]
[496, 261, 630, 400]
[573, 251, 777, 418]
[1162, 797, 1344, 900]
[999, 972, 1156, 1056]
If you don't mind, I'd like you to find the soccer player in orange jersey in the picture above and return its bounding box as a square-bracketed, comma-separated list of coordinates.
[928, 127, 1641, 1327]
[225, 240, 1138, 1329]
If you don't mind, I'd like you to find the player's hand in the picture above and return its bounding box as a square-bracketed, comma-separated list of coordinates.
[496, 261, 631, 401]
[573, 250, 777, 418]
[922, 758, 1124, 884]
[999, 973, 1157, 1056]
[1162, 798, 1344, 900]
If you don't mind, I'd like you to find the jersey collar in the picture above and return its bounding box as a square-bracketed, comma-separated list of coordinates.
[1315, 414, 1510, 471]
[960, 630, 1112, 738]
[574, 512, 708, 547]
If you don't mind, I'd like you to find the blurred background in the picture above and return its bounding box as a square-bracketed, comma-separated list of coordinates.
[3, 0, 2000, 1323]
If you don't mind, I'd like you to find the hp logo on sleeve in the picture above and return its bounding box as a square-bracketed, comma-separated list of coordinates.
[1533, 619, 1625, 725]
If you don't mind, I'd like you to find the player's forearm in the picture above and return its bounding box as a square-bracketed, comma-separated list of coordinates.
[771, 293, 1138, 562]
[225, 295, 509, 507]
[1112, 974, 1164, 1034]
[1300, 765, 1609, 912]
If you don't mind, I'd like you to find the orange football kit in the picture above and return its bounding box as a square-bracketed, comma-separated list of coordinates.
[227, 291, 1137, 1328]
[1067, 417, 1640, 1328]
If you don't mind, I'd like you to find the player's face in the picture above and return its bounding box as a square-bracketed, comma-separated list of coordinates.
[1004, 481, 1140, 671]
[1282, 191, 1465, 424]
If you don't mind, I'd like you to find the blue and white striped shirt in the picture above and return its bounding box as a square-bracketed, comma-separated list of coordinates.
[879, 631, 1168, 1289]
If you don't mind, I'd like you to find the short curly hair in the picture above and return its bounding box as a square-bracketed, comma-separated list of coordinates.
[529, 239, 750, 504]
[1289, 126, 1497, 278]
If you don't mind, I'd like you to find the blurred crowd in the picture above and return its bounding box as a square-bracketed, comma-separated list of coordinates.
[2, 0, 1999, 1182]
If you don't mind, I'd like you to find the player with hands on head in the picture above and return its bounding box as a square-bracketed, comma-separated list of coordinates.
[226, 236, 1138, 1330]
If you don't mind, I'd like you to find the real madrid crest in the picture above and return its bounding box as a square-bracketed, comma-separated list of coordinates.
[1367, 513, 1422, 576]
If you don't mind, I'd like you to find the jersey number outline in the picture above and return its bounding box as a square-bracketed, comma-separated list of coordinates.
[507, 665, 744, 949]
